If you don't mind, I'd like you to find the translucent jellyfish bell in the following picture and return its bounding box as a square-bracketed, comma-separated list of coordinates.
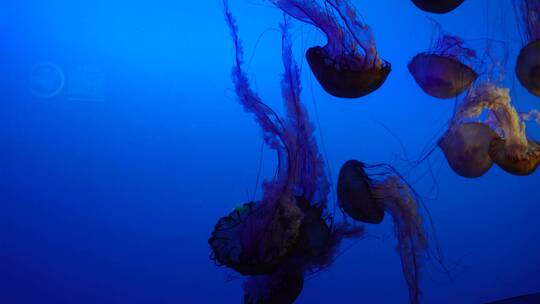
[411, 0, 465, 14]
[409, 31, 478, 99]
[337, 160, 385, 224]
[269, 0, 391, 98]
[439, 122, 500, 178]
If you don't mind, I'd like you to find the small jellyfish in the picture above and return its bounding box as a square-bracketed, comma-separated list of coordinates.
[439, 122, 500, 178]
[337, 160, 385, 224]
[409, 30, 478, 99]
[337, 160, 428, 304]
[516, 0, 540, 97]
[269, 0, 390, 98]
[411, 0, 465, 14]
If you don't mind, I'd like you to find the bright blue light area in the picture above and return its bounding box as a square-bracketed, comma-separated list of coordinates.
[1, 1, 539, 303]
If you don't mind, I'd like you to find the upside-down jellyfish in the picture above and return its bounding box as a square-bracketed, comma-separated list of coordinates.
[268, 0, 390, 98]
[411, 0, 465, 14]
[210, 3, 364, 302]
[337, 160, 428, 304]
[409, 31, 478, 99]
[516, 0, 540, 97]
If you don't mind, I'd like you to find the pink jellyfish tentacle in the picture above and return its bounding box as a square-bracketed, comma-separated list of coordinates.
[269, 0, 346, 56]
[373, 176, 428, 304]
[324, 0, 381, 69]
[224, 0, 295, 202]
[279, 17, 330, 208]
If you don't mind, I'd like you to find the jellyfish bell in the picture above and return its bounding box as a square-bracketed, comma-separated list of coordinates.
[439, 122, 500, 178]
[408, 53, 478, 99]
[243, 269, 304, 304]
[269, 0, 390, 98]
[306, 46, 391, 98]
[208, 196, 304, 276]
[489, 138, 540, 176]
[337, 160, 385, 224]
[411, 0, 465, 14]
[516, 39, 540, 97]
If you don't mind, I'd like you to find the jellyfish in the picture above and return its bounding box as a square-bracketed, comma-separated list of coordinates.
[409, 29, 478, 99]
[438, 122, 500, 178]
[516, 0, 540, 97]
[210, 3, 364, 302]
[267, 0, 390, 98]
[411, 0, 465, 14]
[337, 160, 428, 304]
[449, 82, 540, 176]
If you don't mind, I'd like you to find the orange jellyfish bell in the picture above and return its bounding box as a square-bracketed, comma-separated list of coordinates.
[489, 139, 540, 176]
[439, 122, 500, 178]
[337, 160, 385, 224]
[411, 0, 465, 14]
[306, 46, 391, 98]
[409, 53, 478, 99]
[516, 39, 540, 97]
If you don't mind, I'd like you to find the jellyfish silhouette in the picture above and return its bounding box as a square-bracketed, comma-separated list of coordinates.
[411, 0, 465, 14]
[516, 0, 540, 97]
[268, 0, 390, 98]
[337, 160, 428, 304]
[409, 29, 478, 99]
[210, 3, 364, 302]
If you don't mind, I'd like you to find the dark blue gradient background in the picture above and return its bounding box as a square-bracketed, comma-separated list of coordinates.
[1, 1, 539, 303]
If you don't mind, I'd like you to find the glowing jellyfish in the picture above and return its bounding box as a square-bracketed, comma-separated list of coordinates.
[29, 62, 65, 99]
[337, 160, 428, 304]
[439, 123, 500, 178]
[451, 82, 540, 176]
[268, 0, 390, 98]
[516, 0, 540, 97]
[411, 0, 465, 14]
[211, 4, 364, 301]
[409, 31, 478, 99]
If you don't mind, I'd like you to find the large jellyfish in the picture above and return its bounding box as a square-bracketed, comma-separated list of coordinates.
[516, 0, 540, 97]
[441, 81, 540, 176]
[411, 0, 465, 14]
[210, 3, 363, 302]
[267, 0, 390, 98]
[337, 160, 428, 304]
[409, 28, 478, 99]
